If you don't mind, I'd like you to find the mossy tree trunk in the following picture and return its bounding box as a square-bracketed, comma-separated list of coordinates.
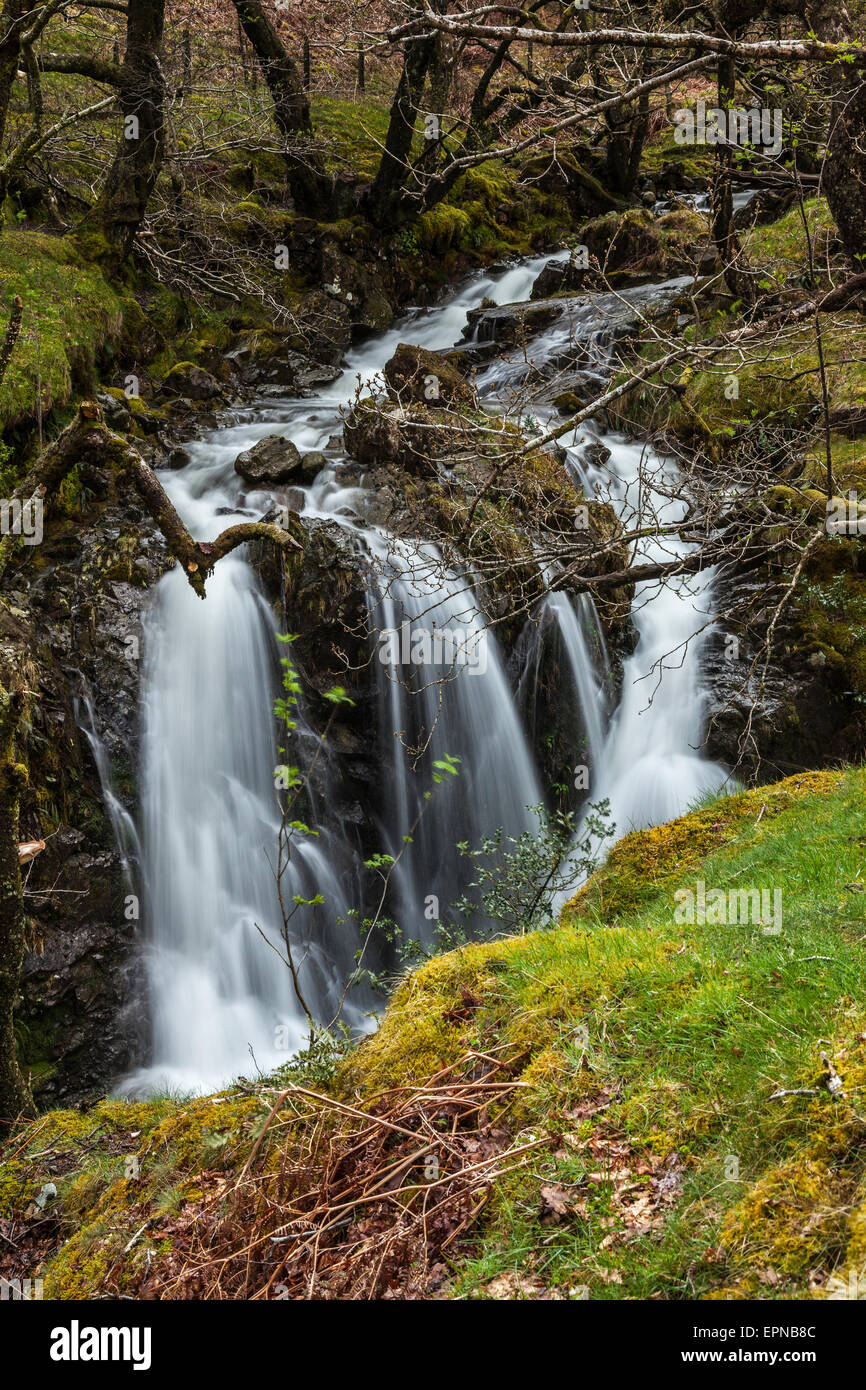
[591, 56, 651, 197]
[0, 0, 27, 151]
[364, 30, 437, 229]
[230, 0, 332, 214]
[95, 0, 166, 261]
[231, 0, 310, 136]
[810, 0, 866, 268]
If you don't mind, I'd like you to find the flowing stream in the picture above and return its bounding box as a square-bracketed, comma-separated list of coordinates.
[125, 247, 727, 1094]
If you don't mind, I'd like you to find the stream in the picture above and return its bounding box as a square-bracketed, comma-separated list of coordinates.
[124, 249, 729, 1094]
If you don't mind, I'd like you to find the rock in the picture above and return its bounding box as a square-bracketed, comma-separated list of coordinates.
[288, 291, 353, 365]
[96, 390, 132, 431]
[518, 148, 627, 218]
[283, 487, 306, 512]
[343, 402, 405, 468]
[300, 450, 328, 480]
[530, 257, 588, 301]
[166, 447, 192, 470]
[583, 440, 612, 469]
[320, 241, 395, 336]
[8, 461, 173, 1105]
[160, 362, 224, 401]
[226, 340, 343, 394]
[234, 434, 303, 485]
[464, 299, 563, 348]
[579, 209, 660, 276]
[383, 343, 476, 408]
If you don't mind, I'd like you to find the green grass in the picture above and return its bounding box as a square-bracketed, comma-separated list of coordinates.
[3, 769, 866, 1299]
[444, 768, 866, 1299]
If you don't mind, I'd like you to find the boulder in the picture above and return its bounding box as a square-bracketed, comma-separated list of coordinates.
[226, 340, 343, 394]
[530, 257, 589, 301]
[383, 343, 476, 408]
[300, 450, 328, 480]
[234, 434, 303, 485]
[463, 298, 562, 348]
[288, 291, 353, 365]
[160, 362, 224, 401]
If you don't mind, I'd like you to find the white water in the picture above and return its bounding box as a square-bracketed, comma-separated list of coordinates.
[574, 428, 729, 837]
[76, 686, 141, 892]
[361, 531, 543, 939]
[126, 243, 727, 1094]
[470, 274, 730, 870]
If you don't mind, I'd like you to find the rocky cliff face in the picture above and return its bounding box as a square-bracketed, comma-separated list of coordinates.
[10, 464, 169, 1105]
[702, 554, 866, 783]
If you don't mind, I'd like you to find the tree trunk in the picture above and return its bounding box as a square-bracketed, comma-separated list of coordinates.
[0, 0, 27, 150]
[231, 0, 310, 135]
[364, 33, 437, 228]
[711, 53, 740, 291]
[816, 9, 866, 267]
[95, 0, 167, 261]
[230, 0, 333, 212]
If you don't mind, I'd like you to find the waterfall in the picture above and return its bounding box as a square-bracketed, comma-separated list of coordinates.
[125, 255, 559, 1094]
[574, 428, 730, 838]
[75, 685, 141, 892]
[361, 531, 543, 941]
[123, 246, 729, 1094]
[542, 591, 610, 772]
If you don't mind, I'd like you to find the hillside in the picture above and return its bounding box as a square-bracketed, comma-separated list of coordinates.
[2, 769, 864, 1301]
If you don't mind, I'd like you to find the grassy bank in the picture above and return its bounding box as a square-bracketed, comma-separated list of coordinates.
[2, 767, 864, 1299]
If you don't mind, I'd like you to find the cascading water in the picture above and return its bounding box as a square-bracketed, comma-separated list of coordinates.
[472, 273, 730, 856]
[361, 532, 543, 940]
[75, 685, 141, 891]
[572, 427, 730, 836]
[126, 241, 730, 1093]
[127, 254, 560, 1094]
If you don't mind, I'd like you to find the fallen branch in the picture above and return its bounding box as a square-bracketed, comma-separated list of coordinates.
[0, 400, 303, 595]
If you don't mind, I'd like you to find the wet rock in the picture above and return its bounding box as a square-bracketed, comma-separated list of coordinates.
[300, 450, 328, 480]
[96, 390, 132, 432]
[160, 362, 224, 401]
[11, 466, 171, 1104]
[320, 240, 395, 337]
[282, 486, 306, 512]
[343, 401, 406, 469]
[464, 298, 563, 347]
[732, 185, 796, 229]
[583, 440, 613, 469]
[383, 342, 476, 408]
[234, 434, 303, 485]
[702, 566, 866, 780]
[288, 291, 353, 365]
[226, 340, 342, 394]
[530, 257, 588, 301]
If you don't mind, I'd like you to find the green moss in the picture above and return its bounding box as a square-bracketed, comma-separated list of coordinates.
[339, 942, 511, 1096]
[3, 771, 866, 1299]
[0, 229, 122, 430]
[562, 770, 842, 926]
